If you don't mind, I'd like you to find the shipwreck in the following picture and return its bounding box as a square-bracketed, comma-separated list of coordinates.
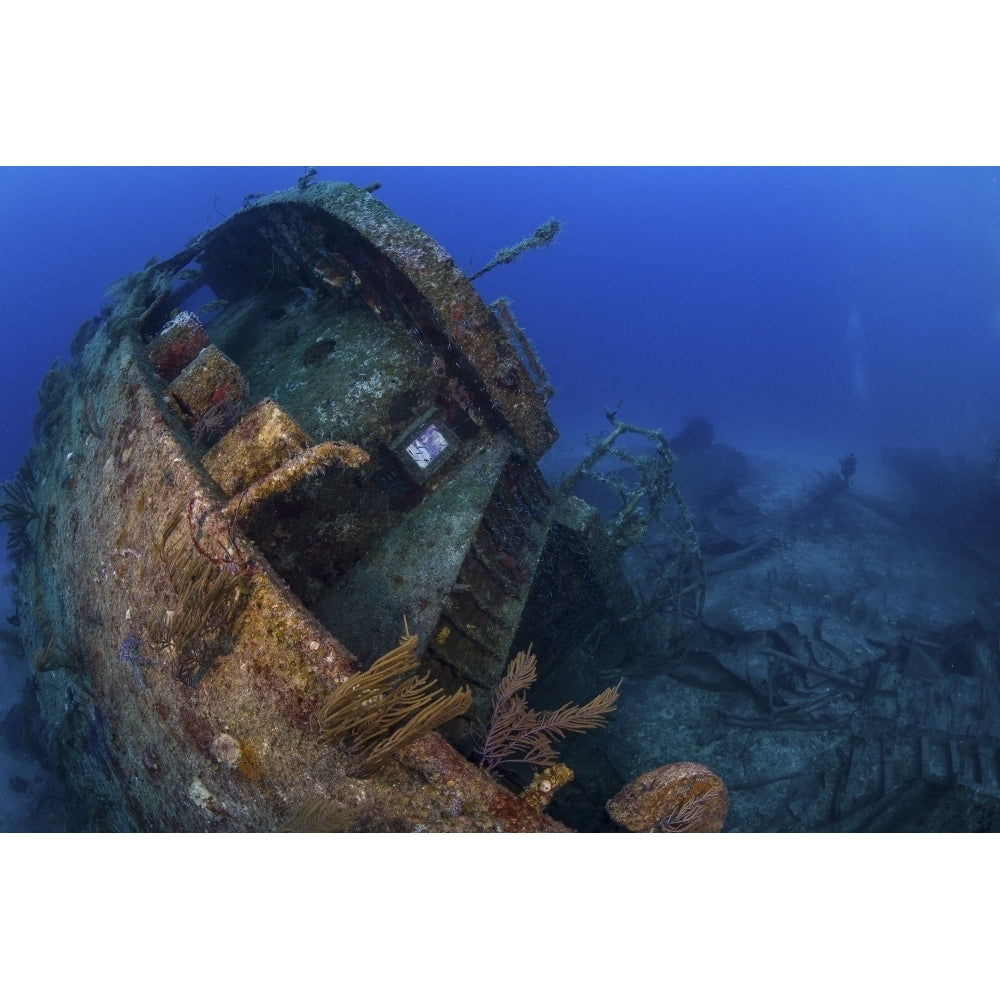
[2, 180, 717, 832]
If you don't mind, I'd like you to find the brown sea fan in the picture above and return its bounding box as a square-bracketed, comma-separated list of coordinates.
[318, 632, 471, 778]
[476, 646, 620, 773]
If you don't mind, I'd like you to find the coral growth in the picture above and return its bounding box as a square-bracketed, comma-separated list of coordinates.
[279, 796, 358, 832]
[0, 461, 40, 563]
[318, 630, 472, 778]
[150, 507, 249, 684]
[470, 218, 561, 281]
[221, 440, 369, 521]
[518, 762, 574, 812]
[147, 311, 209, 381]
[605, 761, 728, 832]
[191, 395, 246, 446]
[118, 634, 152, 690]
[476, 646, 620, 773]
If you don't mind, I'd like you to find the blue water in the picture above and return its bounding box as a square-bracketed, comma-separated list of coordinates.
[2, 166, 1000, 829]
[3, 166, 998, 486]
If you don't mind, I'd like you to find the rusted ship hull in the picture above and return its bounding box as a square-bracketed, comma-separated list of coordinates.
[9, 182, 623, 831]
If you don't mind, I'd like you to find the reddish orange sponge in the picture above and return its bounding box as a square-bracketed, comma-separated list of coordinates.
[606, 761, 728, 832]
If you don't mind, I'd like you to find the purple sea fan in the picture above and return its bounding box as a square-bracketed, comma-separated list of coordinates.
[119, 634, 152, 690]
[476, 646, 620, 773]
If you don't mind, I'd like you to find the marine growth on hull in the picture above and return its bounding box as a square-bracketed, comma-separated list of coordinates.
[2, 181, 714, 832]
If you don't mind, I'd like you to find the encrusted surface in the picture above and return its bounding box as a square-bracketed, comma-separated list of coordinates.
[203, 398, 312, 497]
[11, 186, 576, 831]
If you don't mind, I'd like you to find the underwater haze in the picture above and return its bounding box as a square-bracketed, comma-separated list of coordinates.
[3, 167, 1000, 478]
[3, 165, 1000, 832]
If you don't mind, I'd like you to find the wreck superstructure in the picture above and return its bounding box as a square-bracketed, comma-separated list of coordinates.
[5, 181, 668, 831]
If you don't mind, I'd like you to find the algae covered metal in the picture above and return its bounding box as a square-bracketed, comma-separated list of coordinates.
[4, 180, 712, 831]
